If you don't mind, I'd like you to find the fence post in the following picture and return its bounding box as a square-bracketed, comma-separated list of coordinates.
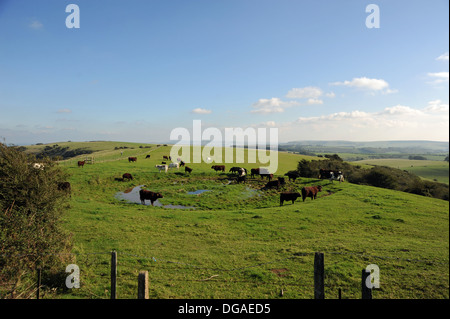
[314, 252, 325, 299]
[36, 268, 41, 300]
[111, 251, 117, 299]
[361, 269, 372, 299]
[138, 271, 149, 299]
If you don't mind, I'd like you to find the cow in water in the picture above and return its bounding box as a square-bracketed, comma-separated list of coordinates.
[139, 189, 163, 206]
[301, 185, 323, 201]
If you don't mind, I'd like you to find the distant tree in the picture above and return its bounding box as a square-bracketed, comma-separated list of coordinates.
[0, 143, 73, 298]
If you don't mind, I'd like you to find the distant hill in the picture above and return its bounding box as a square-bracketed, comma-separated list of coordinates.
[279, 140, 449, 155]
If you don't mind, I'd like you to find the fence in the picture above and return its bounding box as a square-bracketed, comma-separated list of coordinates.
[2, 249, 448, 299]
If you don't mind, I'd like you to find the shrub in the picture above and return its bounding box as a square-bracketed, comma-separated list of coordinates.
[0, 144, 73, 298]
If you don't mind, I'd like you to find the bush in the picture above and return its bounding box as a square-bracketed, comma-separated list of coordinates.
[0, 144, 73, 298]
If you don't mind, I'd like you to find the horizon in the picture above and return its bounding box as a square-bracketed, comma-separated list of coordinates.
[0, 0, 448, 145]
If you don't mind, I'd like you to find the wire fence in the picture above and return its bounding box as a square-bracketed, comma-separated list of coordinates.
[1, 249, 448, 299]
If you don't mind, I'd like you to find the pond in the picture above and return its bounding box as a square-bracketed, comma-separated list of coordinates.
[115, 185, 195, 209]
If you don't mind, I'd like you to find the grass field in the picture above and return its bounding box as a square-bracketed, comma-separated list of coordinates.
[355, 158, 449, 184]
[22, 142, 449, 299]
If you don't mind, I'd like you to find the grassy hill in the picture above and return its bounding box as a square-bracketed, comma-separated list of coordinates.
[354, 158, 449, 184]
[17, 142, 450, 299]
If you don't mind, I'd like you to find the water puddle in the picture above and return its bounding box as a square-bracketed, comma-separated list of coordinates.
[187, 189, 211, 195]
[115, 185, 195, 209]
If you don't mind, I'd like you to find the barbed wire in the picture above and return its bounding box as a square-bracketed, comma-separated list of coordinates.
[1, 249, 448, 272]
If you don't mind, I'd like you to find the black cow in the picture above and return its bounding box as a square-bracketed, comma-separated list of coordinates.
[285, 171, 300, 182]
[139, 189, 163, 206]
[280, 192, 301, 206]
[122, 173, 133, 180]
[185, 166, 193, 174]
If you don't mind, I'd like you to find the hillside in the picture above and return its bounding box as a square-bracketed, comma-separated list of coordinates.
[10, 141, 447, 299]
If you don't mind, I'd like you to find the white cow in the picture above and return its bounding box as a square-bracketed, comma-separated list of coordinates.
[168, 163, 179, 170]
[155, 164, 168, 173]
[32, 163, 45, 170]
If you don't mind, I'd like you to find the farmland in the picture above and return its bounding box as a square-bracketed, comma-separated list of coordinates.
[16, 142, 450, 299]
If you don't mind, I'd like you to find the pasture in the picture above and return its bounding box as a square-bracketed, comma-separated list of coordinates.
[29, 142, 449, 299]
[354, 158, 449, 184]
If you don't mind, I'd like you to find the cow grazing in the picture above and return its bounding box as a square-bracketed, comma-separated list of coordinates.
[128, 157, 137, 162]
[122, 173, 133, 180]
[301, 185, 323, 201]
[163, 155, 169, 160]
[179, 160, 185, 167]
[185, 166, 193, 174]
[169, 162, 179, 169]
[237, 175, 246, 183]
[211, 165, 225, 172]
[155, 164, 168, 173]
[280, 192, 301, 206]
[250, 168, 260, 178]
[264, 180, 280, 189]
[139, 189, 163, 206]
[285, 171, 300, 182]
[145, 155, 151, 159]
[77, 161, 85, 167]
[161, 161, 166, 164]
[229, 167, 246, 174]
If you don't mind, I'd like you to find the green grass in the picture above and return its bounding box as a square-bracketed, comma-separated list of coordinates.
[28, 142, 449, 299]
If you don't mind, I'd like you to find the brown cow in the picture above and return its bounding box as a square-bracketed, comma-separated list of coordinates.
[77, 161, 85, 167]
[211, 165, 225, 172]
[301, 185, 323, 201]
[128, 157, 137, 162]
[264, 180, 280, 189]
[280, 192, 301, 206]
[139, 189, 163, 206]
[122, 173, 133, 180]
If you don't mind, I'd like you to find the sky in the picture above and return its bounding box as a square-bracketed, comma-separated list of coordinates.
[0, 0, 448, 145]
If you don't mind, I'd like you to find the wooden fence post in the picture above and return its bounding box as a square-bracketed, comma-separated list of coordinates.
[111, 251, 117, 299]
[361, 269, 372, 299]
[314, 252, 325, 299]
[138, 271, 149, 299]
[36, 268, 41, 300]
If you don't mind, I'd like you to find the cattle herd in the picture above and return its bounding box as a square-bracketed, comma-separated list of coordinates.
[73, 152, 343, 208]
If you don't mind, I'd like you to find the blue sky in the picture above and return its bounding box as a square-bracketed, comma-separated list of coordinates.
[0, 0, 448, 145]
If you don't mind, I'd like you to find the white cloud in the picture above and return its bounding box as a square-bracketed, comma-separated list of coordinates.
[436, 52, 449, 62]
[330, 77, 393, 93]
[325, 92, 336, 98]
[29, 19, 43, 29]
[286, 86, 323, 99]
[57, 108, 72, 113]
[280, 100, 449, 142]
[191, 108, 212, 114]
[427, 72, 449, 84]
[424, 100, 449, 113]
[250, 98, 299, 114]
[306, 98, 323, 105]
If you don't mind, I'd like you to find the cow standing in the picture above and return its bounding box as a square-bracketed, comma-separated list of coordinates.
[280, 192, 301, 206]
[301, 185, 323, 201]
